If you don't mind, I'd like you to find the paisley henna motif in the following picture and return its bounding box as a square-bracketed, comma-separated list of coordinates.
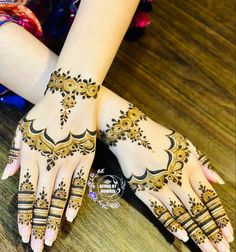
[68, 169, 86, 210]
[45, 68, 100, 127]
[18, 170, 35, 226]
[18, 117, 96, 171]
[100, 104, 152, 149]
[128, 131, 191, 192]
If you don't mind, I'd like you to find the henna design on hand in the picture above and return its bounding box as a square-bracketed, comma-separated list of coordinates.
[45, 68, 100, 127]
[18, 117, 96, 171]
[100, 104, 152, 149]
[7, 134, 20, 164]
[150, 200, 183, 233]
[188, 196, 223, 244]
[68, 169, 86, 210]
[128, 131, 191, 192]
[196, 148, 213, 169]
[32, 188, 49, 239]
[18, 170, 35, 225]
[169, 200, 206, 245]
[47, 180, 67, 230]
[199, 183, 229, 229]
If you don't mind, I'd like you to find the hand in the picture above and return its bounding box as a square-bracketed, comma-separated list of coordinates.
[3, 68, 99, 251]
[97, 96, 233, 252]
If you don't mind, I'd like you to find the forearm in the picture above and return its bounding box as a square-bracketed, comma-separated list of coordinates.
[55, 0, 139, 85]
[0, 23, 132, 131]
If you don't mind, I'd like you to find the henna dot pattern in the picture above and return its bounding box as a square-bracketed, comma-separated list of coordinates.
[45, 68, 100, 127]
[199, 183, 229, 229]
[18, 170, 35, 226]
[150, 200, 183, 233]
[47, 180, 67, 230]
[68, 169, 86, 210]
[100, 104, 152, 149]
[18, 116, 96, 171]
[128, 131, 191, 192]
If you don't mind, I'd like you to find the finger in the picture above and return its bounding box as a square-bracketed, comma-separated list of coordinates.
[65, 158, 92, 222]
[18, 154, 38, 244]
[2, 126, 22, 180]
[135, 190, 189, 242]
[31, 169, 56, 252]
[44, 168, 73, 246]
[151, 189, 216, 252]
[174, 183, 230, 252]
[190, 171, 234, 244]
[191, 144, 224, 185]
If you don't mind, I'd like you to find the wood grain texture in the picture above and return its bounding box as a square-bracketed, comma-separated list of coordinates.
[0, 0, 235, 251]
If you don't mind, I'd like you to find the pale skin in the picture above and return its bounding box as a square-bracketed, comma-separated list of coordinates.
[0, 21, 234, 252]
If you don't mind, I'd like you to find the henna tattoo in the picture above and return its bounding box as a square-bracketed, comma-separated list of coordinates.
[128, 131, 191, 192]
[7, 134, 20, 164]
[188, 196, 223, 244]
[18, 170, 35, 225]
[68, 169, 86, 210]
[18, 117, 96, 171]
[150, 200, 183, 233]
[199, 183, 229, 229]
[169, 200, 206, 245]
[100, 104, 152, 149]
[45, 68, 100, 127]
[32, 188, 49, 239]
[196, 148, 213, 169]
[47, 180, 67, 230]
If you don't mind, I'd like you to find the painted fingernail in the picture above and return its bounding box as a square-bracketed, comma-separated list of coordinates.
[178, 230, 189, 242]
[45, 239, 53, 246]
[22, 235, 30, 243]
[45, 229, 56, 246]
[223, 227, 234, 243]
[212, 171, 225, 184]
[66, 208, 76, 222]
[33, 239, 44, 252]
[1, 170, 9, 180]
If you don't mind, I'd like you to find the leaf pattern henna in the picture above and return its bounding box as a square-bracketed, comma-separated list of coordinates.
[45, 68, 100, 127]
[32, 188, 49, 239]
[47, 180, 67, 230]
[128, 131, 191, 192]
[150, 200, 183, 233]
[18, 170, 35, 225]
[68, 169, 86, 210]
[199, 183, 229, 229]
[100, 104, 152, 149]
[18, 117, 96, 171]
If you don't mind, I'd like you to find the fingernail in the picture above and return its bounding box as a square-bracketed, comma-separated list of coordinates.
[223, 227, 234, 243]
[202, 243, 217, 252]
[228, 223, 234, 234]
[212, 171, 225, 184]
[1, 170, 9, 180]
[45, 239, 53, 246]
[22, 235, 30, 243]
[33, 239, 43, 252]
[178, 229, 189, 242]
[67, 217, 74, 222]
[66, 208, 76, 222]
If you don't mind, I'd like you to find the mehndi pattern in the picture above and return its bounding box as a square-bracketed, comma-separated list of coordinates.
[18, 170, 35, 226]
[18, 117, 96, 171]
[45, 68, 100, 127]
[199, 183, 229, 229]
[169, 200, 206, 245]
[128, 131, 191, 192]
[68, 169, 86, 210]
[196, 148, 213, 170]
[7, 133, 20, 164]
[150, 200, 183, 233]
[100, 104, 152, 149]
[47, 180, 67, 230]
[32, 188, 49, 239]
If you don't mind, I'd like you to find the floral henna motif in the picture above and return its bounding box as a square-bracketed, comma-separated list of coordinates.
[169, 200, 206, 245]
[47, 180, 67, 230]
[18, 170, 35, 225]
[199, 183, 229, 229]
[45, 68, 100, 127]
[68, 169, 86, 210]
[32, 188, 49, 239]
[150, 200, 183, 233]
[128, 131, 191, 192]
[18, 117, 96, 171]
[188, 196, 223, 244]
[100, 104, 152, 149]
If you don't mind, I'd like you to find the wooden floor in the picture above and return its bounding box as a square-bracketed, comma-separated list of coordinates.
[0, 0, 235, 251]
